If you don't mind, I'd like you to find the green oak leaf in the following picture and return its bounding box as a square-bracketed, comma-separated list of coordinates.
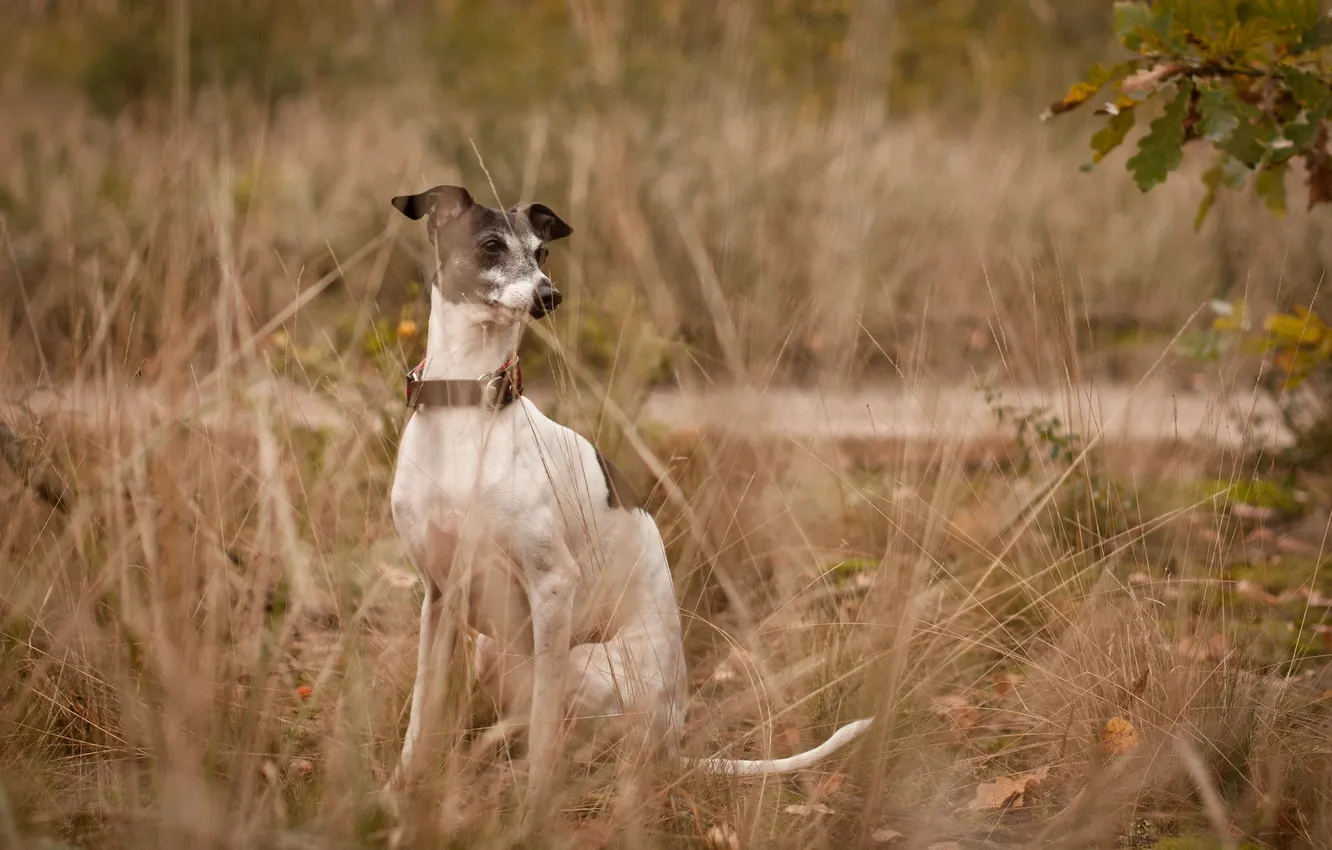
[1127, 80, 1194, 192]
[1197, 158, 1227, 230]
[1298, 14, 1332, 51]
[1280, 66, 1332, 111]
[1114, 2, 1159, 51]
[1220, 109, 1273, 168]
[1197, 85, 1241, 143]
[1284, 106, 1328, 150]
[1195, 154, 1251, 229]
[1256, 161, 1288, 215]
[1091, 108, 1137, 162]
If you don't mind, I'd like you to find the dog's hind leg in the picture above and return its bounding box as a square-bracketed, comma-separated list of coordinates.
[470, 630, 621, 721]
[566, 624, 684, 752]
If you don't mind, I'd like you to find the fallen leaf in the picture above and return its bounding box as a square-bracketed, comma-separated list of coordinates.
[1127, 666, 1150, 698]
[295, 685, 314, 699]
[783, 803, 834, 816]
[1245, 527, 1276, 544]
[933, 695, 982, 734]
[1178, 634, 1231, 661]
[1235, 579, 1281, 605]
[1101, 717, 1140, 756]
[1277, 536, 1316, 555]
[287, 757, 315, 778]
[967, 777, 1023, 811]
[1190, 514, 1221, 542]
[570, 819, 614, 849]
[1231, 502, 1279, 522]
[709, 662, 739, 684]
[811, 772, 846, 800]
[993, 674, 1023, 697]
[1312, 624, 1332, 652]
[1176, 636, 1211, 661]
[1302, 587, 1332, 607]
[870, 826, 903, 844]
[966, 766, 1049, 812]
[704, 824, 740, 850]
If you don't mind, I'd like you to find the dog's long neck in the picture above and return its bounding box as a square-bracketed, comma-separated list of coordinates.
[421, 285, 524, 380]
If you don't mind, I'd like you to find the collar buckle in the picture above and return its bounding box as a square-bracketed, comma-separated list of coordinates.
[486, 357, 523, 409]
[404, 362, 424, 407]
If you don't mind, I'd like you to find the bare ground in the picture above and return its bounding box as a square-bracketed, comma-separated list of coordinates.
[1, 377, 1292, 449]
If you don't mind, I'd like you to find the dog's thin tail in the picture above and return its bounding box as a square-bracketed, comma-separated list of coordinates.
[681, 717, 874, 776]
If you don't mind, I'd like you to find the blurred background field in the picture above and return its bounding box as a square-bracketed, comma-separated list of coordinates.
[6, 0, 1332, 388]
[3, 2, 1332, 848]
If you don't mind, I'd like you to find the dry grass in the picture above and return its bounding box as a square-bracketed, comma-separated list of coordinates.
[4, 16, 1332, 848]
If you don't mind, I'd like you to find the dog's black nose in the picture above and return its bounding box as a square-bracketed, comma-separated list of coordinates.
[530, 282, 562, 318]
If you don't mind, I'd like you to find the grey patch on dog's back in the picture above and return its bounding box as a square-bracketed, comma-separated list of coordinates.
[593, 448, 640, 511]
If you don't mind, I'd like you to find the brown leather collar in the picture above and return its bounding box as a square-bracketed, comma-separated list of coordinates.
[405, 356, 523, 411]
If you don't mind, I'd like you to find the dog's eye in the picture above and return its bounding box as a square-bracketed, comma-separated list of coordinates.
[535, 246, 548, 266]
[481, 237, 505, 254]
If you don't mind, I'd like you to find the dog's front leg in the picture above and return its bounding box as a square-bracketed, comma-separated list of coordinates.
[399, 581, 443, 778]
[389, 578, 445, 789]
[524, 546, 575, 803]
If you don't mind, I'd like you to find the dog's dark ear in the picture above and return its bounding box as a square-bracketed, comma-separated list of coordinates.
[512, 202, 573, 242]
[391, 185, 474, 226]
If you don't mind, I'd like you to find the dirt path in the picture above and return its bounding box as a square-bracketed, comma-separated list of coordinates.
[1, 378, 1291, 449]
[640, 381, 1290, 448]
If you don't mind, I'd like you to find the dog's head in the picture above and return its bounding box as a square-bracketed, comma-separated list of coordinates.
[391, 185, 572, 320]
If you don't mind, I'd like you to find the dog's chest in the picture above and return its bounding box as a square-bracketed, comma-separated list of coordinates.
[392, 408, 547, 552]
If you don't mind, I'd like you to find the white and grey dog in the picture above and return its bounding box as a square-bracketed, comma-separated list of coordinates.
[386, 185, 872, 792]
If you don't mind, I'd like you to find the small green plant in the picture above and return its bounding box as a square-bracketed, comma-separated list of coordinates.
[1197, 475, 1306, 516]
[983, 386, 1084, 476]
[1046, 0, 1332, 227]
[982, 387, 1137, 550]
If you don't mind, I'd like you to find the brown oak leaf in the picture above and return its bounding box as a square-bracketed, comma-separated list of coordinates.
[966, 766, 1050, 812]
[1102, 717, 1141, 756]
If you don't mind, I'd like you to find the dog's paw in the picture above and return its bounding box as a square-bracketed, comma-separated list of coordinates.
[353, 782, 406, 848]
[370, 780, 404, 820]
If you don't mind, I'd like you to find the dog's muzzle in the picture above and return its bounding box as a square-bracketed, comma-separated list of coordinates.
[530, 282, 562, 319]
